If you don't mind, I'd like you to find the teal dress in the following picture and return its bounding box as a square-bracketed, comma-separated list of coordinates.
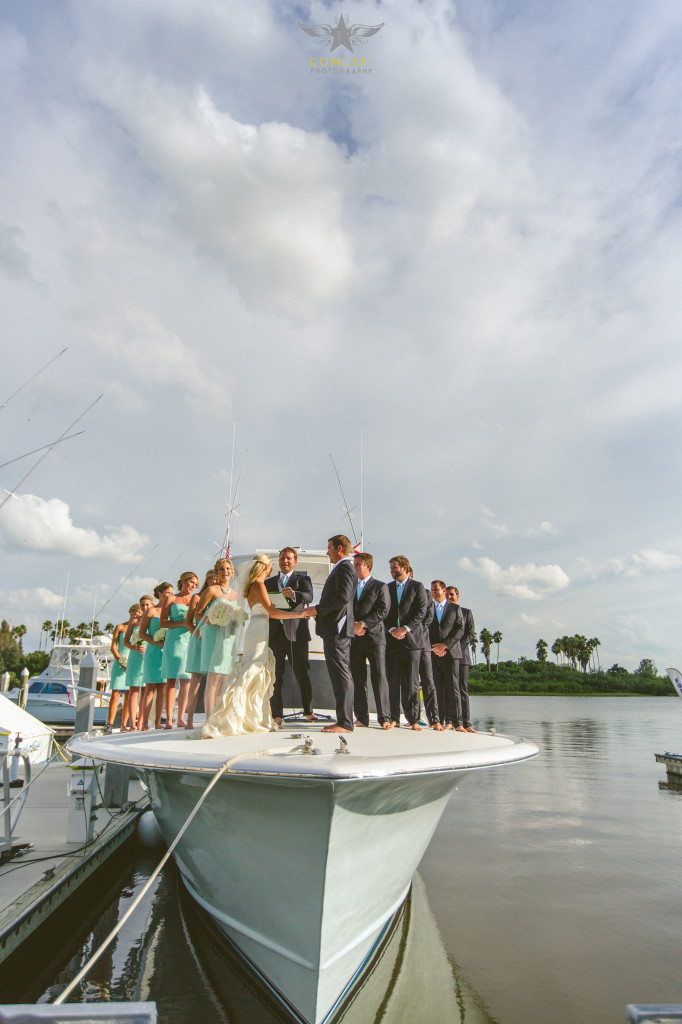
[125, 628, 146, 689]
[185, 613, 204, 675]
[142, 617, 164, 686]
[110, 630, 127, 692]
[200, 594, 239, 675]
[161, 603, 191, 681]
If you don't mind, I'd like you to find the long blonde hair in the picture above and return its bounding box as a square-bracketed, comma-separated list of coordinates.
[243, 554, 272, 598]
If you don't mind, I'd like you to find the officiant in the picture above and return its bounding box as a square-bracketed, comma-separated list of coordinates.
[265, 547, 316, 724]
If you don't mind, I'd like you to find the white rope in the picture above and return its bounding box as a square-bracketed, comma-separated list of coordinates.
[52, 750, 251, 1005]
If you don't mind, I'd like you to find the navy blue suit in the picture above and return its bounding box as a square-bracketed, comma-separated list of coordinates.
[350, 577, 391, 725]
[385, 578, 427, 724]
[430, 601, 465, 726]
[265, 571, 314, 717]
[316, 558, 357, 730]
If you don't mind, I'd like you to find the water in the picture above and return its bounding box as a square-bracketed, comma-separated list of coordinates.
[1, 696, 681, 1023]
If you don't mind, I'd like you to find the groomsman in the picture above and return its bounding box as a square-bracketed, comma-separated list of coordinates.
[384, 556, 427, 729]
[265, 547, 315, 724]
[446, 585, 477, 733]
[350, 552, 392, 728]
[303, 535, 357, 733]
[408, 568, 442, 729]
[430, 580, 466, 731]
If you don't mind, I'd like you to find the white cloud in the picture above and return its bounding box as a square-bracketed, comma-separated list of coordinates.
[480, 507, 559, 540]
[0, 493, 149, 562]
[631, 549, 682, 572]
[580, 549, 682, 579]
[459, 556, 570, 600]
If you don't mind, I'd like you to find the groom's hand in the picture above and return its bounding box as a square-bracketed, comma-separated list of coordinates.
[281, 587, 296, 600]
[302, 607, 317, 618]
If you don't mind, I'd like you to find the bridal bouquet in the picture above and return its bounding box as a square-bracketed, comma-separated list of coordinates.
[207, 601, 249, 630]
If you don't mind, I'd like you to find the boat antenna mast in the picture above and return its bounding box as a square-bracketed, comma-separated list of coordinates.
[329, 453, 360, 551]
[215, 423, 247, 558]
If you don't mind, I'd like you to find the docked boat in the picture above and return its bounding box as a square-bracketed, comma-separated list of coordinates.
[7, 637, 112, 726]
[69, 720, 538, 1023]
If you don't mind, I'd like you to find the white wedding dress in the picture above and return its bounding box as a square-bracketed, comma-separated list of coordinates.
[201, 602, 276, 737]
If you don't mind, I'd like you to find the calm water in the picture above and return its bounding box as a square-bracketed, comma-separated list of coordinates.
[2, 696, 681, 1023]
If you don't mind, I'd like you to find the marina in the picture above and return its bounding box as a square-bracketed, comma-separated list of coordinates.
[2, 696, 682, 1024]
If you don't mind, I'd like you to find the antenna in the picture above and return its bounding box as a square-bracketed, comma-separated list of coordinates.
[0, 431, 85, 469]
[0, 394, 103, 514]
[329, 453, 358, 546]
[1, 347, 68, 411]
[218, 433, 247, 557]
[359, 427, 364, 550]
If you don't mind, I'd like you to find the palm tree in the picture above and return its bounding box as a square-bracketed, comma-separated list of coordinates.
[536, 639, 548, 663]
[41, 620, 53, 651]
[551, 638, 562, 664]
[479, 628, 494, 672]
[589, 638, 601, 671]
[492, 630, 503, 667]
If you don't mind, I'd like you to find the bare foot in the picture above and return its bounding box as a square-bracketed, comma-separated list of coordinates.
[322, 724, 352, 733]
[354, 719, 368, 727]
[274, 717, 283, 726]
[381, 721, 394, 730]
[177, 720, 187, 729]
[408, 722, 422, 731]
[164, 724, 173, 731]
[455, 725, 467, 733]
[465, 726, 477, 733]
[305, 713, 319, 722]
[444, 723, 454, 730]
[431, 722, 444, 731]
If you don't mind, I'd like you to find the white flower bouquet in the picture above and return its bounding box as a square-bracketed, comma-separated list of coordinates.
[119, 653, 128, 668]
[155, 627, 168, 644]
[130, 627, 145, 647]
[207, 601, 249, 630]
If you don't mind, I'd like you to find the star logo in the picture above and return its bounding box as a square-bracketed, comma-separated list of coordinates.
[298, 14, 384, 53]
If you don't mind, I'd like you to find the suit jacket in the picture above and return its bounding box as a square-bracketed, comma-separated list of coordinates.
[385, 578, 427, 651]
[353, 578, 390, 644]
[315, 559, 357, 639]
[265, 571, 313, 643]
[458, 605, 476, 665]
[421, 591, 435, 649]
[429, 601, 465, 658]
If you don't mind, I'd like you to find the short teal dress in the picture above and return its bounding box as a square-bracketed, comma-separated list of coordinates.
[200, 594, 239, 675]
[161, 603, 191, 681]
[125, 628, 146, 689]
[109, 629, 127, 692]
[142, 617, 164, 686]
[185, 613, 204, 675]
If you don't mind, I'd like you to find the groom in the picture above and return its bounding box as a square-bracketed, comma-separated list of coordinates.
[302, 534, 357, 733]
[264, 546, 315, 723]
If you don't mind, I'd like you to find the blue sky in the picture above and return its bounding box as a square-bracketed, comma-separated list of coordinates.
[1, 0, 681, 670]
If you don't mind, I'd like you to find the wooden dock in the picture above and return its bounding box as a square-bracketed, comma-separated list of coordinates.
[0, 756, 147, 963]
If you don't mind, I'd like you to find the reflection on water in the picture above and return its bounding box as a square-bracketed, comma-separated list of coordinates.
[0, 844, 496, 1024]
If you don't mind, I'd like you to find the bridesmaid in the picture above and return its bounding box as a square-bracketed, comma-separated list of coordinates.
[194, 558, 240, 719]
[178, 569, 217, 730]
[138, 581, 174, 730]
[160, 571, 199, 729]
[119, 603, 141, 731]
[105, 613, 133, 733]
[122, 595, 152, 730]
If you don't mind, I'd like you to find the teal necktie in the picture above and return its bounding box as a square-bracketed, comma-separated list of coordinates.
[436, 602, 444, 623]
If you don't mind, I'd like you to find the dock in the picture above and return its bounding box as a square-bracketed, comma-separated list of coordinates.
[654, 752, 682, 785]
[0, 754, 147, 964]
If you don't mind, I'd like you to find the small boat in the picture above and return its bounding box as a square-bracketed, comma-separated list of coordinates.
[7, 637, 113, 726]
[69, 720, 538, 1023]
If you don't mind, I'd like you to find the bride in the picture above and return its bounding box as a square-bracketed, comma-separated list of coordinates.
[202, 553, 306, 737]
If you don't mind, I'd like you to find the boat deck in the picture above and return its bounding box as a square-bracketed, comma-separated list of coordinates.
[69, 714, 538, 779]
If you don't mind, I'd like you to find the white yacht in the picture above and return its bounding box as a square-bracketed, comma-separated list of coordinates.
[69, 719, 538, 1023]
[7, 637, 112, 726]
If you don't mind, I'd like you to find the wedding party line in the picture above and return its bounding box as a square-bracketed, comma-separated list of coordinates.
[105, 534, 478, 737]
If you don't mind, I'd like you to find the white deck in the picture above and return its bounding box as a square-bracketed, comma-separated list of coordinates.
[69, 716, 538, 779]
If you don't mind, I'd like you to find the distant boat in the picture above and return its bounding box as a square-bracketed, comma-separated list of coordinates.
[7, 637, 112, 726]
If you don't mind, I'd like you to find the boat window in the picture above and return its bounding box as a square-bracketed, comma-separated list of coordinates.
[29, 682, 45, 693]
[47, 682, 69, 694]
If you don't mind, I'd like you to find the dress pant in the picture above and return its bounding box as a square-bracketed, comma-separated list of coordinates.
[350, 635, 391, 724]
[323, 634, 354, 730]
[458, 662, 471, 727]
[386, 646, 421, 725]
[432, 653, 462, 726]
[269, 631, 313, 718]
[418, 647, 440, 726]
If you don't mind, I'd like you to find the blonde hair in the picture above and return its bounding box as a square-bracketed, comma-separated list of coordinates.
[139, 594, 154, 604]
[128, 603, 141, 615]
[214, 558, 234, 574]
[243, 553, 272, 597]
[177, 571, 198, 589]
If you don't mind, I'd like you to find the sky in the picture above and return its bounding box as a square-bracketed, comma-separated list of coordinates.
[1, 0, 681, 671]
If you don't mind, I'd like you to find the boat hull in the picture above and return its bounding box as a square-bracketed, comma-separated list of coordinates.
[137, 765, 464, 1024]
